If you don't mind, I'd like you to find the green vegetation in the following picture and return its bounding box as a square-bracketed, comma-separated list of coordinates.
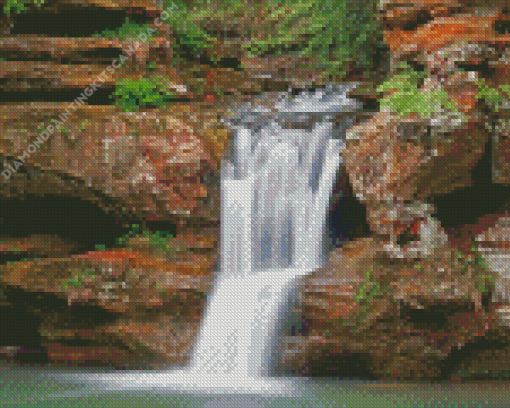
[164, 0, 381, 78]
[116, 223, 175, 254]
[355, 268, 386, 325]
[61, 266, 96, 290]
[92, 18, 153, 39]
[165, 0, 216, 61]
[110, 78, 180, 111]
[378, 62, 510, 119]
[459, 246, 496, 295]
[47, 118, 69, 137]
[4, 0, 44, 16]
[377, 63, 460, 119]
[474, 77, 510, 113]
[115, 223, 141, 246]
[245, 0, 380, 78]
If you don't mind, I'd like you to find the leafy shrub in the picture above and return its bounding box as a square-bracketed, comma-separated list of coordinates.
[116, 224, 175, 254]
[92, 19, 153, 39]
[110, 78, 179, 111]
[4, 0, 44, 15]
[164, 0, 381, 78]
[378, 63, 510, 119]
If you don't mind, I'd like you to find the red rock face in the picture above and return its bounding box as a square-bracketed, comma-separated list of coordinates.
[0, 104, 224, 369]
[386, 15, 498, 54]
[343, 111, 489, 240]
[281, 237, 510, 381]
[281, 0, 510, 382]
[0, 108, 219, 221]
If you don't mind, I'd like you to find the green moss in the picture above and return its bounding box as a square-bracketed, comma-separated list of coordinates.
[110, 78, 179, 111]
[61, 266, 97, 290]
[4, 0, 44, 16]
[355, 268, 386, 325]
[47, 118, 69, 136]
[499, 85, 510, 95]
[474, 78, 510, 113]
[115, 223, 139, 246]
[116, 224, 175, 255]
[92, 19, 153, 39]
[379, 63, 510, 119]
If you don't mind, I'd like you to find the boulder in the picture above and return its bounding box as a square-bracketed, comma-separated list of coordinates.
[378, 0, 463, 30]
[475, 215, 510, 321]
[281, 237, 501, 381]
[343, 107, 489, 239]
[40, 308, 202, 369]
[0, 106, 223, 222]
[420, 42, 499, 79]
[449, 341, 510, 381]
[383, 11, 508, 69]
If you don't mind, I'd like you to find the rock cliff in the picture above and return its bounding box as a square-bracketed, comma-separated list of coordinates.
[283, 0, 510, 382]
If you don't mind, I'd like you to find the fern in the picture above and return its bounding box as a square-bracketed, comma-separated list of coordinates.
[165, 0, 380, 77]
[110, 78, 179, 111]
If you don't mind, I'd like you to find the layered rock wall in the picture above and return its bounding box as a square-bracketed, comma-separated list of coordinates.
[283, 0, 510, 382]
[0, 1, 226, 369]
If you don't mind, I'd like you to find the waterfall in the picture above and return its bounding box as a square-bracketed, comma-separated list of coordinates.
[189, 83, 362, 378]
[66, 83, 362, 394]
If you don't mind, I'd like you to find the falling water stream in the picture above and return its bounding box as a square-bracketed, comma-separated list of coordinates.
[190, 83, 362, 380]
[0, 84, 372, 404]
[55, 83, 362, 395]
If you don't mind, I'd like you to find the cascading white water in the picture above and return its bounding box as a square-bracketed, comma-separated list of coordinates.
[189, 83, 362, 379]
[68, 83, 362, 394]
